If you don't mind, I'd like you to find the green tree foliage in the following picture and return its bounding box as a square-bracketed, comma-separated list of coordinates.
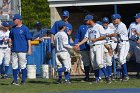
[21, 0, 50, 29]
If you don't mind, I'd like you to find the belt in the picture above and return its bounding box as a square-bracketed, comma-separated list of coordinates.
[113, 40, 129, 43]
[0, 47, 7, 49]
[92, 44, 102, 46]
[57, 51, 67, 53]
[129, 39, 136, 42]
[120, 40, 129, 42]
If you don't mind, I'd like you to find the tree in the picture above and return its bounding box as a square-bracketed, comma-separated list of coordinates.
[21, 0, 50, 29]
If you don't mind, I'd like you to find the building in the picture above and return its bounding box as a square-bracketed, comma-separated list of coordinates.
[48, 0, 140, 32]
[0, 0, 21, 21]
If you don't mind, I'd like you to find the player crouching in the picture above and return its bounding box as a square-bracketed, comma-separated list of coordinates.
[54, 21, 74, 84]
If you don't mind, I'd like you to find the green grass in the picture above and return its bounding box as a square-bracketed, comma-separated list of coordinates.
[0, 78, 140, 93]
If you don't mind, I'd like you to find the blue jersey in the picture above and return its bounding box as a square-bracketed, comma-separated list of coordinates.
[32, 29, 47, 40]
[9, 25, 32, 52]
[50, 20, 72, 35]
[75, 24, 90, 51]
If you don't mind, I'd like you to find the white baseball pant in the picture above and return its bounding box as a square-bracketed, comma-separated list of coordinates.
[90, 44, 105, 70]
[0, 48, 11, 66]
[104, 46, 112, 67]
[11, 52, 27, 69]
[118, 41, 130, 65]
[56, 52, 71, 72]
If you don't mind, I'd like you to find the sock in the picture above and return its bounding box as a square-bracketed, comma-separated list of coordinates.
[4, 66, 9, 75]
[94, 69, 99, 81]
[65, 72, 70, 81]
[21, 68, 27, 82]
[121, 63, 128, 77]
[99, 69, 103, 78]
[57, 67, 66, 80]
[13, 69, 18, 82]
[106, 66, 112, 77]
[0, 65, 2, 75]
[101, 67, 108, 78]
[84, 66, 89, 79]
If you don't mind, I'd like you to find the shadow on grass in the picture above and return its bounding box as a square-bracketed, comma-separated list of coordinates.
[0, 83, 9, 85]
[28, 80, 59, 85]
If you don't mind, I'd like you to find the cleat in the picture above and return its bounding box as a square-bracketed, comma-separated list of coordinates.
[81, 77, 89, 82]
[64, 80, 71, 84]
[110, 76, 115, 81]
[11, 81, 19, 86]
[106, 77, 111, 84]
[2, 74, 8, 79]
[90, 79, 99, 84]
[20, 81, 26, 85]
[56, 79, 62, 84]
[122, 76, 129, 82]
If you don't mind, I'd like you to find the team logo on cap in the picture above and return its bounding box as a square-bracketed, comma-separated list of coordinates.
[64, 12, 67, 15]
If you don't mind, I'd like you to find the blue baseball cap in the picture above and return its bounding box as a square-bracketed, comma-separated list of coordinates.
[35, 22, 42, 26]
[2, 22, 9, 27]
[96, 21, 102, 25]
[62, 10, 69, 17]
[134, 13, 140, 19]
[13, 14, 22, 20]
[84, 15, 93, 21]
[9, 21, 14, 26]
[66, 24, 72, 31]
[111, 14, 121, 20]
[102, 17, 109, 23]
[58, 21, 66, 28]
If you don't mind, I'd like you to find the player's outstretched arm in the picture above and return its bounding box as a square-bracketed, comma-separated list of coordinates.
[74, 38, 88, 50]
[91, 36, 106, 42]
[77, 38, 88, 46]
[106, 33, 117, 37]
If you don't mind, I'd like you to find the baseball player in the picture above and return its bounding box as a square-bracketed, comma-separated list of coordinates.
[9, 14, 32, 85]
[66, 24, 74, 45]
[106, 14, 130, 81]
[102, 17, 114, 79]
[51, 10, 72, 43]
[74, 18, 90, 81]
[0, 22, 11, 79]
[128, 13, 140, 78]
[50, 10, 73, 80]
[75, 15, 111, 83]
[54, 21, 73, 84]
[32, 22, 47, 41]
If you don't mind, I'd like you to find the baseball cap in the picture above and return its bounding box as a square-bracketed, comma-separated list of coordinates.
[58, 21, 66, 28]
[111, 14, 121, 20]
[134, 13, 140, 19]
[84, 15, 93, 21]
[96, 21, 102, 25]
[9, 21, 14, 26]
[2, 21, 9, 27]
[102, 17, 109, 23]
[13, 14, 22, 20]
[62, 10, 69, 17]
[35, 22, 42, 26]
[66, 24, 72, 31]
